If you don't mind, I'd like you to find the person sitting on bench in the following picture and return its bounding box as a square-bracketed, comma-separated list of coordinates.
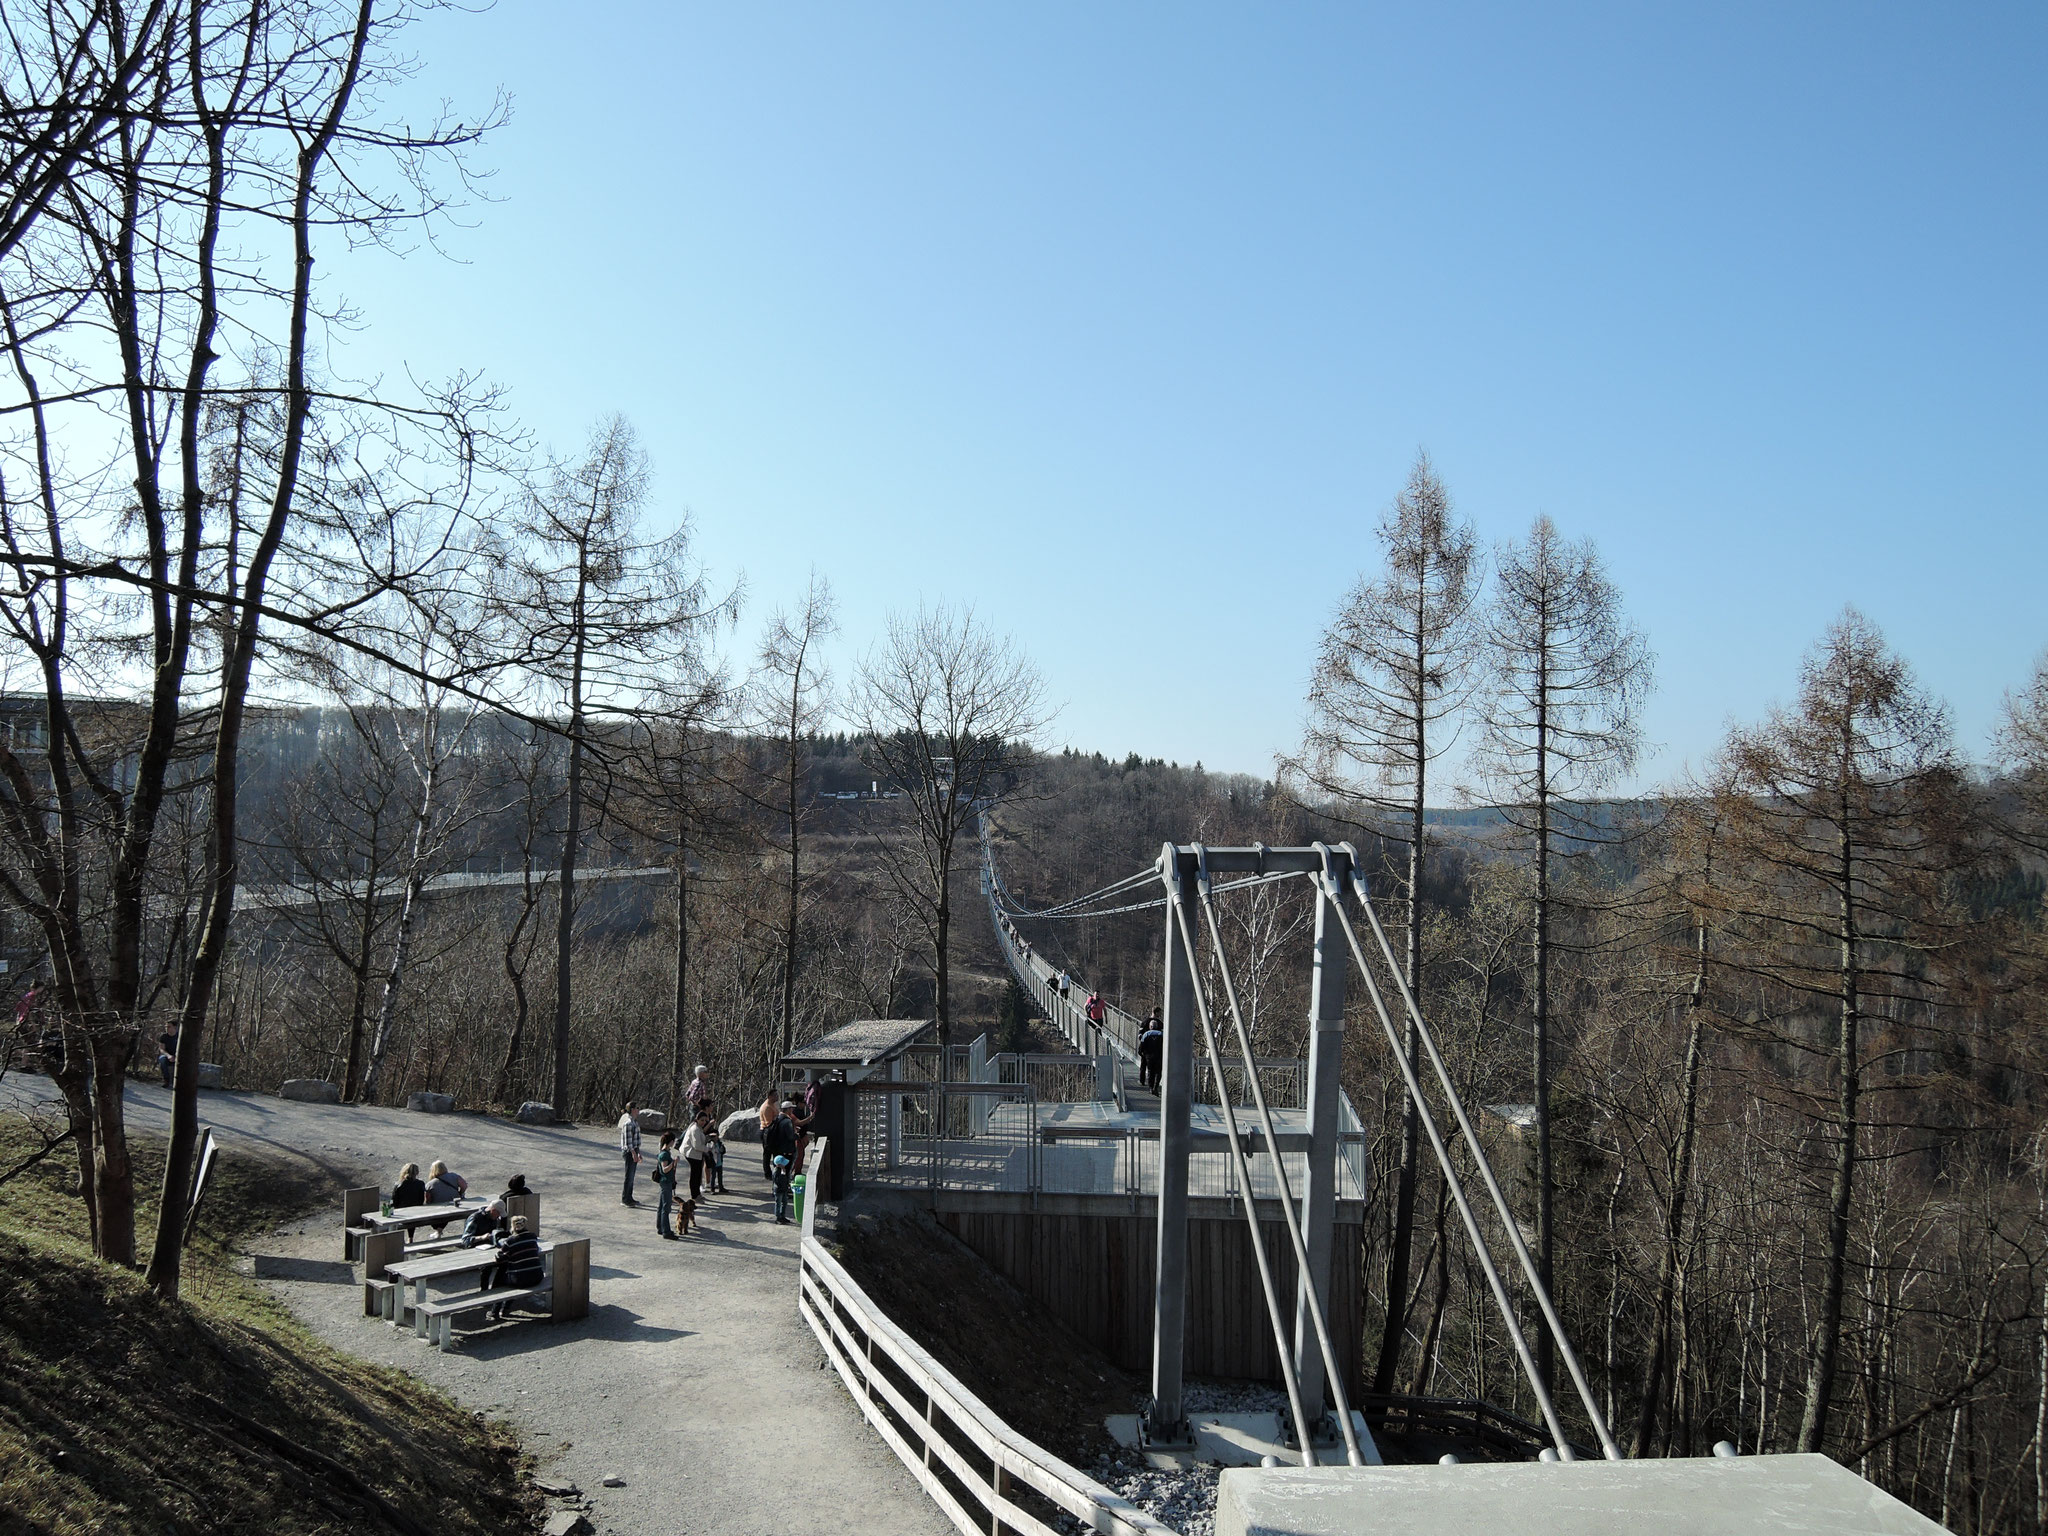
[461, 1197, 509, 1246]
[485, 1215, 544, 1322]
[392, 1162, 426, 1208]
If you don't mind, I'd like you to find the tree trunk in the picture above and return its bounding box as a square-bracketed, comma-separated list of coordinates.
[1532, 716, 1554, 1395]
[1797, 817, 1859, 1453]
[781, 680, 801, 1057]
[934, 840, 953, 1042]
[671, 815, 689, 1119]
[553, 683, 583, 1118]
[1373, 750, 1427, 1395]
[1632, 921, 1708, 1456]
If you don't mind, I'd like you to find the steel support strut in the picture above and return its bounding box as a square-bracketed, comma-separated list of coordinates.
[1147, 844, 1198, 1444]
[1292, 844, 1347, 1423]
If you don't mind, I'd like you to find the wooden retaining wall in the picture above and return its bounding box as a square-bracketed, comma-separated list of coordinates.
[936, 1204, 1364, 1390]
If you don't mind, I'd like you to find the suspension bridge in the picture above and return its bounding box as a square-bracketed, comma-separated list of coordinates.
[781, 817, 1950, 1535]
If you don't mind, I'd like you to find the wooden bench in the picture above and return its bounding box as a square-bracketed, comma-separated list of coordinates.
[415, 1284, 551, 1348]
[409, 1237, 590, 1349]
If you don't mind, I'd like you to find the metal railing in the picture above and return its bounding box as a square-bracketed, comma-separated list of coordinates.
[838, 1078, 1366, 1202]
[796, 1152, 1175, 1536]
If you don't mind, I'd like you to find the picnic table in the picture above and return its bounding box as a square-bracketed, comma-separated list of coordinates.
[359, 1198, 483, 1237]
[374, 1240, 558, 1325]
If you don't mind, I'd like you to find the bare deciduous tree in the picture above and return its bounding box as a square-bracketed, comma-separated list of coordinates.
[1290, 450, 1481, 1396]
[852, 605, 1045, 1041]
[1699, 608, 1969, 1452]
[1470, 513, 1651, 1389]
[755, 574, 836, 1057]
[506, 415, 734, 1118]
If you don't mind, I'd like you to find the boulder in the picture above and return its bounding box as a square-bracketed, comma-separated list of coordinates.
[407, 1090, 456, 1114]
[279, 1078, 339, 1104]
[542, 1513, 591, 1536]
[719, 1108, 761, 1144]
[633, 1108, 666, 1134]
[195, 1062, 223, 1090]
[516, 1101, 555, 1125]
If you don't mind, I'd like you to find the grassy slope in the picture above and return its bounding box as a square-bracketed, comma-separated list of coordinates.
[0, 1110, 536, 1536]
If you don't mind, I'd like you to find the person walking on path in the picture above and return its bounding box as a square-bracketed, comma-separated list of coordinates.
[1138, 1012, 1164, 1093]
[683, 1113, 712, 1202]
[762, 1103, 798, 1201]
[618, 1103, 644, 1206]
[1085, 990, 1106, 1045]
[652, 1130, 680, 1239]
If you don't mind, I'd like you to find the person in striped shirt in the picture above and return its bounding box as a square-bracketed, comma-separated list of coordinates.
[485, 1216, 545, 1322]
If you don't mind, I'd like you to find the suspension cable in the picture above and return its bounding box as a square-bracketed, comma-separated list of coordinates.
[1344, 867, 1624, 1461]
[1166, 890, 1323, 1465]
[1192, 846, 1364, 1465]
[1313, 869, 1579, 1458]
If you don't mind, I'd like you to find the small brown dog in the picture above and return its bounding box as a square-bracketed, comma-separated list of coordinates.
[674, 1197, 698, 1235]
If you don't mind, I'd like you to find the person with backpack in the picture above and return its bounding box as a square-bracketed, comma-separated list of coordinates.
[1138, 1011, 1164, 1093]
[652, 1130, 681, 1240]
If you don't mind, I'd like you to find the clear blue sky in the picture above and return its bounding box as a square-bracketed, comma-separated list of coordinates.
[332, 2, 2047, 790]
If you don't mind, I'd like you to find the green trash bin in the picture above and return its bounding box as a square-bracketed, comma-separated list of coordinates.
[792, 1173, 807, 1227]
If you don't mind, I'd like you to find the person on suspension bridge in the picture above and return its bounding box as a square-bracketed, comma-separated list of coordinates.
[1138, 1010, 1163, 1092]
[1085, 989, 1106, 1036]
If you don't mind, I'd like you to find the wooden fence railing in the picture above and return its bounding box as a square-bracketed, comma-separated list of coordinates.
[796, 1138, 1175, 1536]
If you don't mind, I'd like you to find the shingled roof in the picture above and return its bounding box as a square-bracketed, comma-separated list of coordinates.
[782, 1018, 936, 1067]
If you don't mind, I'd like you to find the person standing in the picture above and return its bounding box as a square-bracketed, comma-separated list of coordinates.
[706, 1120, 728, 1193]
[770, 1154, 796, 1225]
[758, 1093, 780, 1181]
[1138, 1011, 1164, 1093]
[157, 1018, 179, 1088]
[683, 1113, 712, 1202]
[686, 1065, 713, 1120]
[762, 1102, 798, 1208]
[618, 1102, 644, 1206]
[652, 1130, 680, 1239]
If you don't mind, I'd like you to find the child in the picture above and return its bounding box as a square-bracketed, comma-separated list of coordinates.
[706, 1121, 728, 1193]
[653, 1129, 680, 1241]
[771, 1153, 795, 1225]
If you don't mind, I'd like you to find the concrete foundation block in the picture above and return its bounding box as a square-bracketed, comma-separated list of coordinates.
[279, 1078, 340, 1104]
[516, 1101, 556, 1125]
[407, 1091, 456, 1113]
[1213, 1453, 1948, 1536]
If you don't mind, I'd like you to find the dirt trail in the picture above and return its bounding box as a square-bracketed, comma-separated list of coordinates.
[0, 1075, 950, 1536]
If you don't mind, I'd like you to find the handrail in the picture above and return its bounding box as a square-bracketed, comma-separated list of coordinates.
[797, 1220, 1175, 1535]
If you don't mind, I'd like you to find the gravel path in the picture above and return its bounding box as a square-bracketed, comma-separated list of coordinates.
[1, 1075, 951, 1536]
